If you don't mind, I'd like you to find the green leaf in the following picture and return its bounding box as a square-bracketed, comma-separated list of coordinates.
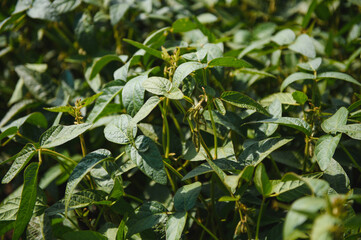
[318, 72, 361, 87]
[46, 190, 110, 216]
[90, 55, 124, 79]
[126, 201, 168, 237]
[321, 107, 348, 134]
[207, 57, 252, 68]
[126, 135, 167, 184]
[166, 212, 187, 240]
[297, 58, 322, 72]
[1, 112, 48, 133]
[271, 29, 296, 45]
[116, 216, 127, 240]
[302, 0, 318, 28]
[27, 213, 52, 240]
[238, 137, 293, 167]
[40, 123, 92, 148]
[143, 77, 184, 99]
[254, 163, 272, 197]
[292, 91, 308, 105]
[288, 34, 316, 58]
[174, 182, 202, 212]
[15, 65, 56, 102]
[64, 149, 112, 215]
[13, 162, 39, 240]
[0, 99, 39, 128]
[312, 134, 341, 171]
[109, 2, 130, 25]
[220, 91, 269, 116]
[213, 98, 226, 115]
[172, 18, 197, 33]
[262, 98, 282, 136]
[311, 214, 340, 240]
[2, 144, 37, 184]
[123, 39, 163, 59]
[122, 74, 147, 117]
[324, 158, 350, 194]
[256, 117, 312, 136]
[172, 62, 207, 88]
[280, 72, 315, 92]
[80, 92, 103, 107]
[337, 124, 361, 140]
[238, 68, 277, 79]
[132, 96, 161, 124]
[260, 93, 298, 106]
[0, 127, 18, 144]
[283, 196, 326, 240]
[0, 12, 26, 34]
[104, 114, 137, 144]
[44, 105, 74, 115]
[182, 159, 242, 181]
[27, 0, 58, 21]
[87, 81, 125, 123]
[62, 231, 107, 240]
[52, 0, 81, 14]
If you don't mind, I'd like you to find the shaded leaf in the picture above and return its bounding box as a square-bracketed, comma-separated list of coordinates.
[297, 58, 322, 71]
[312, 134, 341, 171]
[254, 163, 272, 197]
[292, 91, 308, 105]
[324, 158, 350, 194]
[220, 91, 269, 116]
[256, 117, 312, 136]
[62, 231, 107, 240]
[132, 96, 161, 124]
[143, 77, 183, 99]
[271, 29, 296, 45]
[207, 57, 252, 68]
[172, 62, 207, 88]
[122, 74, 147, 117]
[104, 114, 137, 144]
[288, 34, 316, 58]
[166, 212, 187, 240]
[318, 72, 361, 87]
[123, 39, 162, 59]
[174, 182, 201, 212]
[321, 107, 348, 134]
[172, 18, 197, 33]
[0, 99, 39, 128]
[280, 72, 315, 92]
[90, 55, 124, 79]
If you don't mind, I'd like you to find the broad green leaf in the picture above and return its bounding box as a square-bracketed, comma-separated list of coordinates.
[172, 18, 197, 33]
[337, 124, 361, 140]
[166, 212, 187, 240]
[0, 127, 18, 143]
[174, 182, 202, 212]
[344, 214, 361, 229]
[44, 105, 74, 115]
[311, 214, 340, 240]
[126, 201, 167, 237]
[116, 216, 126, 240]
[2, 144, 37, 184]
[238, 38, 270, 58]
[126, 135, 167, 184]
[318, 72, 361, 86]
[271, 29, 296, 45]
[90, 55, 124, 79]
[324, 158, 350, 194]
[260, 93, 298, 106]
[0, 99, 39, 128]
[122, 74, 147, 117]
[46, 190, 110, 216]
[213, 98, 226, 115]
[321, 107, 348, 134]
[312, 134, 341, 171]
[64, 149, 112, 215]
[15, 65, 56, 102]
[220, 91, 269, 116]
[143, 77, 184, 99]
[297, 58, 322, 71]
[172, 62, 207, 88]
[292, 91, 308, 105]
[280, 72, 315, 92]
[132, 96, 161, 124]
[283, 197, 326, 240]
[254, 163, 272, 197]
[210, 141, 237, 162]
[87, 81, 125, 123]
[75, 12, 96, 54]
[40, 123, 92, 148]
[27, 0, 58, 21]
[62, 231, 107, 240]
[26, 213, 52, 240]
[13, 162, 39, 240]
[52, 0, 81, 14]
[1, 112, 47, 133]
[80, 92, 103, 107]
[238, 137, 293, 167]
[207, 57, 252, 68]
[288, 34, 316, 58]
[104, 114, 137, 144]
[182, 159, 242, 181]
[262, 98, 282, 136]
[123, 39, 162, 59]
[256, 117, 312, 136]
[271, 178, 306, 197]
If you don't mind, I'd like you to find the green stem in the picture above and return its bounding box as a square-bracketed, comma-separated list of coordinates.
[124, 193, 143, 204]
[79, 134, 87, 157]
[16, 132, 37, 145]
[93, 207, 104, 229]
[38, 149, 42, 165]
[190, 215, 220, 240]
[163, 160, 184, 180]
[270, 156, 281, 178]
[340, 143, 361, 174]
[207, 103, 218, 159]
[255, 198, 265, 240]
[41, 148, 78, 165]
[165, 167, 176, 192]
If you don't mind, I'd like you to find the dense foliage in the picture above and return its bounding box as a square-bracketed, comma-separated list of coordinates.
[1, 0, 361, 239]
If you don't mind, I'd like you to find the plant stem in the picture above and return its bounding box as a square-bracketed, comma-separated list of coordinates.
[79, 134, 87, 157]
[16, 132, 37, 145]
[41, 148, 78, 165]
[165, 167, 176, 192]
[123, 193, 143, 204]
[38, 149, 42, 165]
[255, 198, 265, 240]
[190, 215, 220, 240]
